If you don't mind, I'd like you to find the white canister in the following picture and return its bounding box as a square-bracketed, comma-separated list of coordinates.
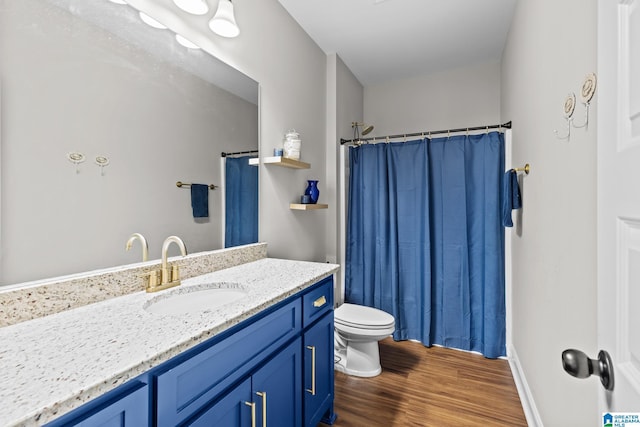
[283, 129, 301, 160]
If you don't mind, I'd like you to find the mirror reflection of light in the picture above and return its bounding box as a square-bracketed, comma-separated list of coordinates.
[108, 0, 127, 4]
[175, 34, 200, 49]
[139, 12, 167, 30]
[173, 0, 209, 15]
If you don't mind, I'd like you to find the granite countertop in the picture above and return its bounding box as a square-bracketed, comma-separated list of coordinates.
[0, 258, 339, 426]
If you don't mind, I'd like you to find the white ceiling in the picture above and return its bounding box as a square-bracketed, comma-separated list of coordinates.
[277, 0, 518, 86]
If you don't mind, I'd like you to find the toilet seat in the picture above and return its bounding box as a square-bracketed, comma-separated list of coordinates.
[335, 303, 395, 330]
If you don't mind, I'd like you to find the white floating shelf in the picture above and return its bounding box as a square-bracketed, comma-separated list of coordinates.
[289, 203, 329, 210]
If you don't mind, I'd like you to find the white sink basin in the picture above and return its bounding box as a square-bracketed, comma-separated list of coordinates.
[144, 283, 247, 315]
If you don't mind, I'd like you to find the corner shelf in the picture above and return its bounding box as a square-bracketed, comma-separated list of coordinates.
[253, 156, 310, 169]
[289, 203, 329, 210]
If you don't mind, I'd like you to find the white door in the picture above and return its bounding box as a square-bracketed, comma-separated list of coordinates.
[597, 0, 640, 414]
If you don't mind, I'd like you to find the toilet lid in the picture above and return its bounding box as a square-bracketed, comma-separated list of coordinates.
[335, 303, 395, 329]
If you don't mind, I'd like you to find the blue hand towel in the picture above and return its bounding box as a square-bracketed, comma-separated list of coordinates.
[502, 170, 522, 227]
[190, 184, 209, 218]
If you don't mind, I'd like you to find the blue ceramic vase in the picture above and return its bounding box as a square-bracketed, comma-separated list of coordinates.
[304, 180, 320, 204]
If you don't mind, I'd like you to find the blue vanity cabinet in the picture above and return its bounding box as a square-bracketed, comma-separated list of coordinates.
[44, 381, 149, 427]
[303, 312, 335, 427]
[43, 274, 336, 427]
[185, 378, 252, 426]
[188, 338, 303, 426]
[155, 298, 302, 427]
[252, 338, 303, 426]
[301, 276, 336, 426]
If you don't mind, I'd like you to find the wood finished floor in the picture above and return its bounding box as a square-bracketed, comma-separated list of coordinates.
[322, 338, 527, 427]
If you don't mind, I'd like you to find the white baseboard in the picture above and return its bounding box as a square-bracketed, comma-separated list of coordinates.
[508, 344, 544, 427]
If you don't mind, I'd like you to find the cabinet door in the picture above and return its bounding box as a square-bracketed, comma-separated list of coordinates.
[303, 313, 335, 427]
[186, 378, 252, 427]
[156, 299, 301, 426]
[73, 383, 149, 427]
[252, 338, 302, 427]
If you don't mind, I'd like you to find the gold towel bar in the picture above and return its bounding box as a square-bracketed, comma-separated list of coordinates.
[176, 181, 217, 190]
[512, 164, 530, 175]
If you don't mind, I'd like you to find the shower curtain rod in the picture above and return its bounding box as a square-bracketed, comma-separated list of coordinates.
[339, 121, 512, 145]
[221, 150, 259, 157]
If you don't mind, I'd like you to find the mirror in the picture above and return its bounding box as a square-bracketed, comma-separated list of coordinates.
[0, 0, 259, 286]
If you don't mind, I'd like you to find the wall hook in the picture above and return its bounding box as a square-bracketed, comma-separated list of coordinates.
[95, 156, 110, 176]
[554, 93, 576, 141]
[572, 73, 597, 130]
[67, 151, 85, 174]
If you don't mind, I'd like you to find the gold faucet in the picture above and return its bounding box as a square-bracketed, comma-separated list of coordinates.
[145, 235, 187, 293]
[125, 233, 149, 262]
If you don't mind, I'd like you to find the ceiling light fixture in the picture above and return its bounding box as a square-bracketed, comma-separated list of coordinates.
[209, 0, 240, 38]
[139, 12, 167, 29]
[109, 0, 127, 4]
[173, 0, 208, 15]
[175, 34, 200, 49]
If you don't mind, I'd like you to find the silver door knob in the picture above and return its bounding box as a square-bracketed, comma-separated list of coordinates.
[562, 349, 614, 391]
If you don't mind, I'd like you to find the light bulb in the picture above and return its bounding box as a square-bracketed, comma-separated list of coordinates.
[175, 34, 200, 49]
[209, 0, 240, 38]
[173, 0, 208, 15]
[139, 12, 167, 29]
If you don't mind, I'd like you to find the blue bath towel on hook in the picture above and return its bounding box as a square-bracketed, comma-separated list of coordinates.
[502, 169, 522, 227]
[190, 184, 209, 218]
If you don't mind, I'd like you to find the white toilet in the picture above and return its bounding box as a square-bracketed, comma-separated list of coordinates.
[334, 303, 395, 377]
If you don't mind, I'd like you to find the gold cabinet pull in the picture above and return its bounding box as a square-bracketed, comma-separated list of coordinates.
[256, 392, 267, 427]
[245, 401, 256, 427]
[306, 345, 316, 395]
[313, 295, 327, 308]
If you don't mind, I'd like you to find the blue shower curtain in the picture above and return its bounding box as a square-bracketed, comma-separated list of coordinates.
[345, 132, 506, 358]
[225, 156, 258, 247]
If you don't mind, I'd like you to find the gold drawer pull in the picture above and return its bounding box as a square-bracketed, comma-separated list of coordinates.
[313, 295, 327, 308]
[245, 401, 256, 427]
[256, 392, 267, 427]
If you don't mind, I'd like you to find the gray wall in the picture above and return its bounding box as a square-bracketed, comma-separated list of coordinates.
[501, 0, 598, 424]
[364, 61, 501, 136]
[0, 0, 257, 285]
[327, 53, 365, 303]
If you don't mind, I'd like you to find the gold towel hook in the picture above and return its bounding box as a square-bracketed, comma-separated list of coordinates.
[512, 164, 530, 175]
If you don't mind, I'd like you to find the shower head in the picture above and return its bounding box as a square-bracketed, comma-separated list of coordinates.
[352, 122, 374, 140]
